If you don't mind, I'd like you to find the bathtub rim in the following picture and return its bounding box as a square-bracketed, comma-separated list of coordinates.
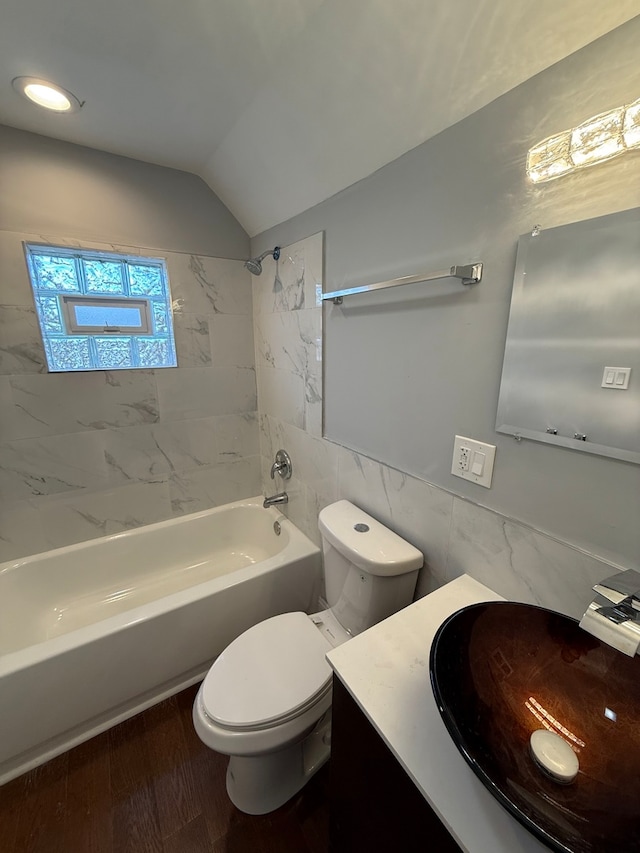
[0, 495, 295, 577]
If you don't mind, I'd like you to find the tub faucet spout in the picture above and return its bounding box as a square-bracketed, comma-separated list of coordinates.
[263, 492, 288, 509]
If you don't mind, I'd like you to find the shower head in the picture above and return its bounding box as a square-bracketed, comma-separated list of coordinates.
[244, 246, 281, 276]
[244, 257, 264, 276]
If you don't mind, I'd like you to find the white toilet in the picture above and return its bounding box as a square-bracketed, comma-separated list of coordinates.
[192, 499, 423, 814]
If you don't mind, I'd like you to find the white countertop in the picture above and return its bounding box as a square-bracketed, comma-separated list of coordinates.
[326, 574, 550, 853]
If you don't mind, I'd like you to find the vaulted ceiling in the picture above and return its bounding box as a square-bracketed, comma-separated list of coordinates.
[1, 1, 638, 235]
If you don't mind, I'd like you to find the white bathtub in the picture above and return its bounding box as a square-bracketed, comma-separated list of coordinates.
[0, 497, 321, 785]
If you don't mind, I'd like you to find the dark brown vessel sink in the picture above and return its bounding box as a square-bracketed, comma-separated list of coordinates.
[430, 601, 640, 853]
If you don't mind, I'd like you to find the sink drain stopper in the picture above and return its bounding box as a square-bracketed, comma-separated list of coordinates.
[529, 730, 579, 784]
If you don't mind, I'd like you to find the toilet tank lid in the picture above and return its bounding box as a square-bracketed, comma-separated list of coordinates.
[318, 500, 423, 576]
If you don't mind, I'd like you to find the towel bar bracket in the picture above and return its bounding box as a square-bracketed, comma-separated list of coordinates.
[454, 263, 483, 285]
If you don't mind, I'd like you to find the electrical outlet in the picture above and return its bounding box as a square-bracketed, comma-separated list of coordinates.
[458, 445, 471, 471]
[452, 435, 496, 488]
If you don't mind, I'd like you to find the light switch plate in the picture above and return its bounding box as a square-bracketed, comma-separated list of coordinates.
[601, 366, 631, 390]
[452, 435, 496, 488]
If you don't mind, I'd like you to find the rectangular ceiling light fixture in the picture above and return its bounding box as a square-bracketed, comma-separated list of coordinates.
[527, 97, 640, 183]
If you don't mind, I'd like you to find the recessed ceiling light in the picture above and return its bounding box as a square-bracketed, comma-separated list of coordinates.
[12, 76, 82, 113]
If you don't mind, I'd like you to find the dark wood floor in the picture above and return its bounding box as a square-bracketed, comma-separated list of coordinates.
[0, 684, 330, 853]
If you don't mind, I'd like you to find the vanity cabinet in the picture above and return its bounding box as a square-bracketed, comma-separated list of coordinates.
[329, 674, 461, 853]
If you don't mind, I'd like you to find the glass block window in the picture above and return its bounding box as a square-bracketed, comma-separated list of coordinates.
[25, 244, 177, 372]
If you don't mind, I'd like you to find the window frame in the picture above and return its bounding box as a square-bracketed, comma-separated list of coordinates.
[60, 294, 153, 335]
[25, 242, 177, 372]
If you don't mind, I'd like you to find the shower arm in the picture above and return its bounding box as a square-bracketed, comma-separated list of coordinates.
[256, 247, 281, 263]
[244, 246, 281, 275]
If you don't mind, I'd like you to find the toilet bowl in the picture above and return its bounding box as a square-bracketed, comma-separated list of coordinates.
[193, 609, 348, 814]
[193, 500, 423, 814]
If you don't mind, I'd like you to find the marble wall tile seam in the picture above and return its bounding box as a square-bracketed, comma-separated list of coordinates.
[0, 229, 250, 271]
[174, 306, 252, 318]
[324, 435, 622, 572]
[28, 474, 172, 501]
[0, 509, 48, 565]
[0, 430, 112, 500]
[3, 369, 160, 438]
[23, 424, 257, 492]
[1, 231, 253, 334]
[156, 365, 257, 422]
[255, 364, 305, 431]
[170, 254, 252, 318]
[0, 304, 46, 375]
[173, 314, 214, 368]
[102, 429, 262, 484]
[252, 289, 320, 317]
[253, 300, 321, 317]
[0, 278, 36, 308]
[254, 233, 323, 318]
[0, 227, 250, 263]
[159, 364, 257, 373]
[0, 295, 36, 310]
[257, 414, 272, 461]
[168, 455, 262, 517]
[450, 488, 634, 571]
[104, 453, 171, 485]
[259, 415, 339, 490]
[0, 481, 177, 564]
[102, 419, 217, 474]
[208, 314, 256, 370]
[443, 497, 625, 619]
[0, 478, 173, 530]
[2, 404, 256, 496]
[36, 480, 175, 553]
[0, 458, 262, 558]
[172, 356, 256, 373]
[15, 475, 170, 512]
[251, 262, 304, 315]
[0, 274, 229, 318]
[168, 454, 261, 478]
[254, 310, 322, 380]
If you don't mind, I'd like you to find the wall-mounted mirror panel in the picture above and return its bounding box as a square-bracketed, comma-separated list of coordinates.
[496, 207, 640, 464]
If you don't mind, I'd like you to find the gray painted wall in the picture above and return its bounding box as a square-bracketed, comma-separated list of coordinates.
[252, 20, 640, 571]
[0, 125, 249, 258]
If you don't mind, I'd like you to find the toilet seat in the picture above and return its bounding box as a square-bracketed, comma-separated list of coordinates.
[201, 611, 333, 730]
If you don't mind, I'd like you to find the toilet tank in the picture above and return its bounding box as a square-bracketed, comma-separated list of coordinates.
[318, 500, 423, 636]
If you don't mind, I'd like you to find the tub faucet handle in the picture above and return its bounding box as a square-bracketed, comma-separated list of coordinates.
[270, 449, 292, 480]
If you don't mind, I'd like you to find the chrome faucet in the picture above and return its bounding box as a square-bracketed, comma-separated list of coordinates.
[264, 450, 292, 508]
[579, 569, 640, 656]
[270, 449, 292, 481]
[263, 492, 289, 509]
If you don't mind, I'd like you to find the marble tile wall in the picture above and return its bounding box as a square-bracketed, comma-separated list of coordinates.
[0, 230, 261, 562]
[253, 233, 323, 439]
[255, 232, 620, 620]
